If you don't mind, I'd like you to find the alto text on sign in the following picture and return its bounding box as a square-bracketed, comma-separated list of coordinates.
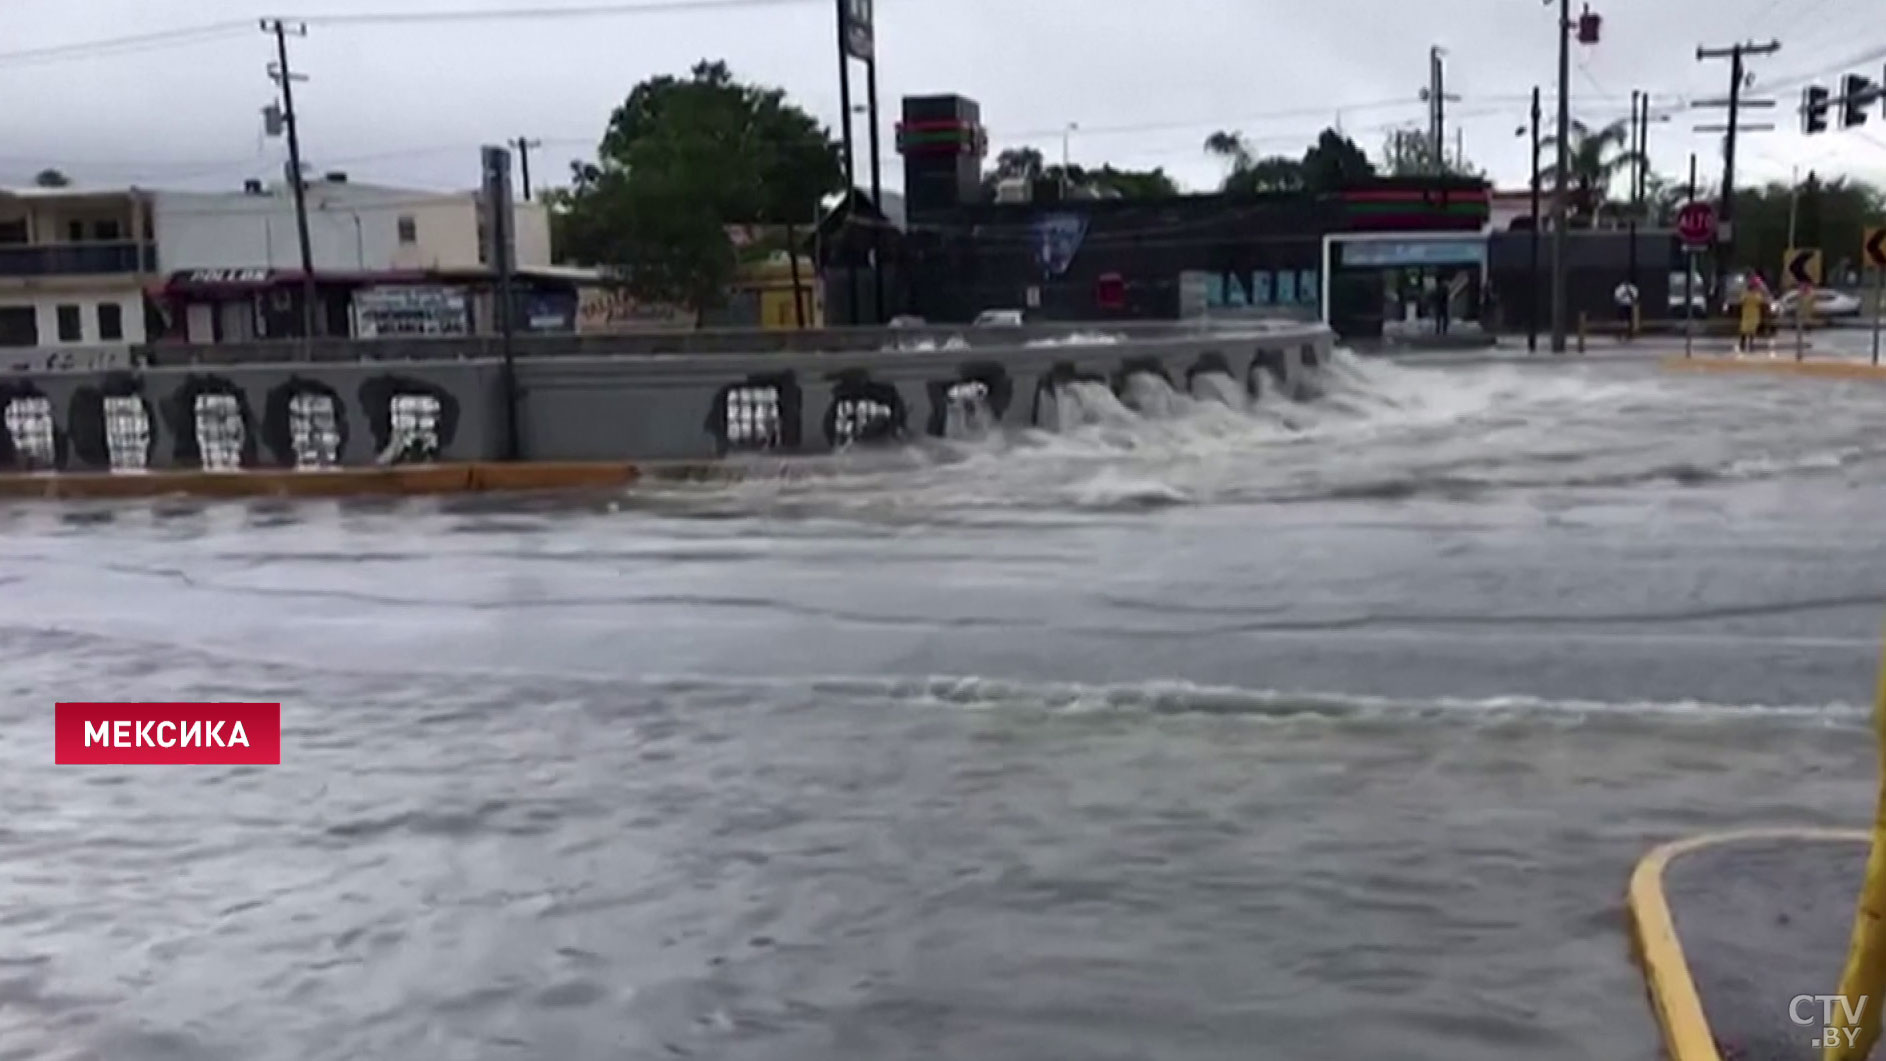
[54, 703, 282, 765]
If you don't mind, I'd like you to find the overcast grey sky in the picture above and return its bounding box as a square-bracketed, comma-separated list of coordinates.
[2, 0, 1883, 198]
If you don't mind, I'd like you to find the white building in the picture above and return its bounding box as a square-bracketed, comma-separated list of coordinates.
[151, 174, 551, 273]
[0, 186, 156, 368]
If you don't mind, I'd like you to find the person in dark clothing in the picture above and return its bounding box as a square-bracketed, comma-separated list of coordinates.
[1431, 273, 1451, 336]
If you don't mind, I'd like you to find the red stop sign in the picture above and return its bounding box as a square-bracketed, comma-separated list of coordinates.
[1676, 201, 1715, 247]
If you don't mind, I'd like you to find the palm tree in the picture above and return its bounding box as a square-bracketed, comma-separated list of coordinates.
[1203, 130, 1252, 173]
[1537, 118, 1645, 227]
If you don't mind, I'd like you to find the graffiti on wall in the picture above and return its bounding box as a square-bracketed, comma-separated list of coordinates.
[576, 287, 697, 333]
[1032, 214, 1089, 277]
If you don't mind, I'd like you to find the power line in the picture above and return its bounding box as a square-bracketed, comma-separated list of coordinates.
[290, 0, 815, 26]
[0, 23, 252, 69]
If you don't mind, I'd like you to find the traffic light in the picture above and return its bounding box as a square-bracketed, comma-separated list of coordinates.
[1842, 74, 1874, 128]
[1803, 84, 1830, 134]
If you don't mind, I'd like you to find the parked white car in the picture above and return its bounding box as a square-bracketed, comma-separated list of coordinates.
[1774, 288, 1863, 319]
[1667, 271, 1707, 317]
[972, 308, 1027, 327]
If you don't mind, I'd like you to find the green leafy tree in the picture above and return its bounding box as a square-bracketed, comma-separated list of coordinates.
[32, 168, 69, 188]
[1301, 129, 1376, 189]
[1726, 175, 1885, 283]
[553, 60, 842, 311]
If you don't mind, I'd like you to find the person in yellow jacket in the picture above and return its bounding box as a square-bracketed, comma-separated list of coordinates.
[1737, 279, 1768, 352]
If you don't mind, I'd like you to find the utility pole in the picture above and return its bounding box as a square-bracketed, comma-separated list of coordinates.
[1550, 0, 1571, 353]
[1626, 89, 1642, 326]
[509, 137, 542, 200]
[865, 55, 885, 324]
[834, 2, 860, 326]
[1695, 38, 1780, 298]
[1421, 47, 1461, 174]
[263, 19, 317, 343]
[1529, 86, 1542, 352]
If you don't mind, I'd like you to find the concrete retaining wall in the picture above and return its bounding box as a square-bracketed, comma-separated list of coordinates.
[0, 324, 1333, 471]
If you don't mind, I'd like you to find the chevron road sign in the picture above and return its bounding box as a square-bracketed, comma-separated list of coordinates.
[1785, 248, 1823, 289]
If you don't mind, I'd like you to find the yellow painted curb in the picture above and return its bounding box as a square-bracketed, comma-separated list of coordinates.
[1660, 355, 1886, 379]
[0, 461, 724, 500]
[1627, 827, 1873, 1061]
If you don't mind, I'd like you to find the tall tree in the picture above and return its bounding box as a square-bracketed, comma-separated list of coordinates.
[553, 60, 842, 311]
[1537, 117, 1644, 227]
[979, 148, 1178, 198]
[1204, 128, 1372, 193]
[1726, 175, 1884, 282]
[32, 168, 70, 188]
[1301, 129, 1375, 189]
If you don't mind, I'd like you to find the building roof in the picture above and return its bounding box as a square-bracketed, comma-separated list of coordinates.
[0, 185, 143, 200]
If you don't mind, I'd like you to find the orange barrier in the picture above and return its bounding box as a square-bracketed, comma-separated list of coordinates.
[1660, 355, 1886, 380]
[0, 461, 688, 501]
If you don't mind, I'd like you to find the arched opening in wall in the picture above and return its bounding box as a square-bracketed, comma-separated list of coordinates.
[1249, 348, 1289, 401]
[724, 384, 783, 451]
[924, 362, 1012, 440]
[2, 396, 56, 469]
[1296, 342, 1325, 399]
[381, 393, 442, 464]
[288, 391, 342, 468]
[1112, 356, 1176, 417]
[103, 395, 150, 470]
[831, 395, 896, 447]
[1031, 363, 1111, 432]
[193, 393, 246, 470]
[823, 374, 905, 449]
[943, 380, 992, 437]
[1185, 352, 1243, 409]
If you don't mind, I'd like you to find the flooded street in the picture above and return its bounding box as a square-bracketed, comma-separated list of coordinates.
[3, 349, 1884, 1060]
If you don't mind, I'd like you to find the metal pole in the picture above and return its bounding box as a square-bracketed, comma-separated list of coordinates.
[866, 54, 885, 325]
[1684, 152, 1696, 359]
[1626, 90, 1639, 338]
[1872, 267, 1882, 365]
[1550, 0, 1571, 353]
[835, 3, 859, 326]
[1788, 170, 1802, 362]
[1529, 85, 1541, 353]
[1429, 46, 1444, 173]
[267, 20, 318, 344]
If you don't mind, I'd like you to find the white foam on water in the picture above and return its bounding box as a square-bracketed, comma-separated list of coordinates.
[658, 346, 1886, 515]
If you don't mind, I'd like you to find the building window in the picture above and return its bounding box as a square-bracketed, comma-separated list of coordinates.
[0, 219, 26, 245]
[97, 302, 123, 341]
[0, 306, 35, 346]
[94, 219, 122, 241]
[56, 304, 82, 342]
[397, 216, 417, 244]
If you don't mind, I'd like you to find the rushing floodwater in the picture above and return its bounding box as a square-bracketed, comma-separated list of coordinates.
[5, 344, 1886, 1060]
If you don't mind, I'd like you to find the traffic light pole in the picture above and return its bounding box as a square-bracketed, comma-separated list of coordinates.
[1549, 0, 1570, 354]
[1528, 85, 1541, 353]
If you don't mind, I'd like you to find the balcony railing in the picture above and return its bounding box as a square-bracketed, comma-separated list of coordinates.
[0, 242, 158, 277]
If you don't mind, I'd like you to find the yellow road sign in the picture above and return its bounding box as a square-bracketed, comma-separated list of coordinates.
[1865, 227, 1886, 270]
[1784, 247, 1823, 288]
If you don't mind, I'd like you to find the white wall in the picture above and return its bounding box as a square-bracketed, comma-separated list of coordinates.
[0, 290, 145, 346]
[152, 182, 551, 273]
